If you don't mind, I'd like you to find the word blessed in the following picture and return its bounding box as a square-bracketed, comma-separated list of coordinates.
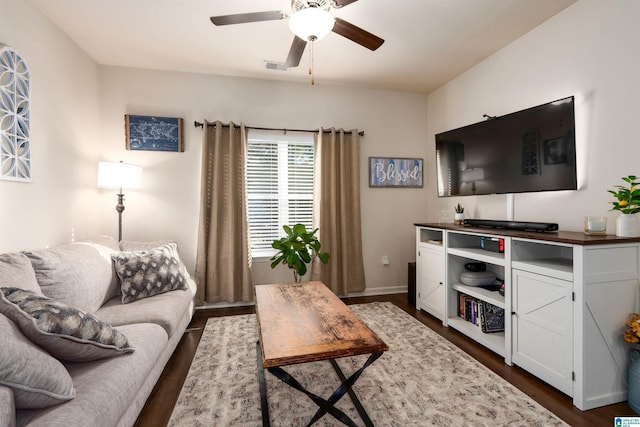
[372, 162, 420, 184]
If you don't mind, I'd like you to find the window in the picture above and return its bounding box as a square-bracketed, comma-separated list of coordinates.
[246, 130, 314, 257]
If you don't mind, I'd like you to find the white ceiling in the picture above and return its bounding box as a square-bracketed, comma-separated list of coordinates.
[29, 0, 576, 94]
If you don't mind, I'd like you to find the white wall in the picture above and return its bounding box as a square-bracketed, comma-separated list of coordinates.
[97, 67, 429, 295]
[425, 0, 640, 231]
[0, 0, 101, 253]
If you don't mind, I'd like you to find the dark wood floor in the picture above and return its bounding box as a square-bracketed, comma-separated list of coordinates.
[134, 293, 636, 426]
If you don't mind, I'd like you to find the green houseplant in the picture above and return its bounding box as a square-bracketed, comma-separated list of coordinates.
[454, 203, 464, 225]
[270, 224, 330, 283]
[608, 175, 640, 237]
[609, 175, 640, 214]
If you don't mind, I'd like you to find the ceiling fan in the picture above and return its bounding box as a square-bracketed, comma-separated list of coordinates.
[210, 0, 384, 69]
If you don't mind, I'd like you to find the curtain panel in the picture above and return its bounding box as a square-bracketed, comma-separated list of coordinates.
[195, 121, 253, 304]
[312, 128, 366, 295]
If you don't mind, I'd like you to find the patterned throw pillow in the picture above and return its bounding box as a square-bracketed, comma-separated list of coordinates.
[0, 287, 134, 362]
[112, 243, 189, 304]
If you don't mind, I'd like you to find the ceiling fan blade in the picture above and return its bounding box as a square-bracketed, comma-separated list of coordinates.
[210, 11, 284, 26]
[285, 36, 307, 68]
[332, 17, 384, 51]
[333, 0, 360, 8]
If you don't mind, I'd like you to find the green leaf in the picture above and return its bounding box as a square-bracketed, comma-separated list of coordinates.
[317, 252, 330, 264]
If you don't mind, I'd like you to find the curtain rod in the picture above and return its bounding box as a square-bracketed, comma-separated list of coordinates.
[193, 121, 364, 137]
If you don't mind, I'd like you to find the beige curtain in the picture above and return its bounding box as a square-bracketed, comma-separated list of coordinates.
[195, 121, 253, 304]
[312, 128, 366, 295]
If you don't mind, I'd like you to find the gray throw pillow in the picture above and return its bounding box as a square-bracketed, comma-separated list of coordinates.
[0, 313, 76, 409]
[25, 242, 120, 313]
[112, 243, 189, 304]
[0, 252, 42, 294]
[0, 287, 134, 362]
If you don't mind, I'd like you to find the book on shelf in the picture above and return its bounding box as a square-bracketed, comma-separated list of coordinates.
[480, 300, 505, 333]
[457, 292, 504, 333]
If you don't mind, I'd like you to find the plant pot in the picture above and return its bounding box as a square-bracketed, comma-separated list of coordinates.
[629, 348, 640, 413]
[616, 214, 639, 237]
[454, 213, 464, 225]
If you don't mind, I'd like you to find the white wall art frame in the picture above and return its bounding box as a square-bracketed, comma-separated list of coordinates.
[0, 44, 31, 182]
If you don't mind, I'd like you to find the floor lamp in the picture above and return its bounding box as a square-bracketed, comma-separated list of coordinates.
[97, 161, 142, 242]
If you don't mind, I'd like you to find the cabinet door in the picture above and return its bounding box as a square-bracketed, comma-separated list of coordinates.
[512, 269, 573, 396]
[417, 244, 445, 321]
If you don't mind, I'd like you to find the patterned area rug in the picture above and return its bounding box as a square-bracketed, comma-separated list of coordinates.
[169, 302, 567, 426]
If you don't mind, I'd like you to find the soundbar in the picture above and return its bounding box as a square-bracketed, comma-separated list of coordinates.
[463, 219, 559, 232]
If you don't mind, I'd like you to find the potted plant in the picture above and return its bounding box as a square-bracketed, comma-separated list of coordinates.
[454, 203, 464, 225]
[608, 175, 640, 237]
[623, 313, 640, 413]
[270, 224, 330, 283]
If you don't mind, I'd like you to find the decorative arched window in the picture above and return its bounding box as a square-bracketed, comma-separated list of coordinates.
[0, 44, 31, 182]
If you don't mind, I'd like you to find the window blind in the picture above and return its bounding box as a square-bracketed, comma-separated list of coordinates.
[247, 130, 314, 256]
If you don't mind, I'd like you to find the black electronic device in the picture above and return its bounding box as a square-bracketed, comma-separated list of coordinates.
[480, 236, 505, 253]
[464, 262, 486, 272]
[464, 219, 559, 232]
[435, 96, 576, 197]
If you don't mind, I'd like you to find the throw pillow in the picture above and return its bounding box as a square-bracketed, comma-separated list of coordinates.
[0, 252, 42, 294]
[25, 242, 121, 313]
[112, 243, 189, 304]
[0, 287, 134, 362]
[0, 313, 76, 409]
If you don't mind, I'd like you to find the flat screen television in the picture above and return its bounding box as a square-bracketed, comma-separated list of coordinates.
[435, 96, 576, 197]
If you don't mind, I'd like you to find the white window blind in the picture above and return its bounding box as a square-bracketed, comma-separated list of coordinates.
[246, 130, 314, 256]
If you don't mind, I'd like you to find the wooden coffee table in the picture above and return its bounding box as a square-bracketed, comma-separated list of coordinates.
[255, 281, 389, 427]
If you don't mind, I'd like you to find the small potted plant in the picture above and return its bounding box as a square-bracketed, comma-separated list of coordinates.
[454, 203, 465, 225]
[608, 175, 640, 237]
[270, 224, 330, 283]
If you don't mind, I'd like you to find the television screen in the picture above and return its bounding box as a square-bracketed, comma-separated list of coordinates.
[435, 96, 576, 197]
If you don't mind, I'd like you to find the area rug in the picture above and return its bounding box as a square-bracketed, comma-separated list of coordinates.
[169, 302, 567, 426]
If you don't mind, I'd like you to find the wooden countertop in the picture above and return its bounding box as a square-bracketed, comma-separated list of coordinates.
[414, 222, 640, 246]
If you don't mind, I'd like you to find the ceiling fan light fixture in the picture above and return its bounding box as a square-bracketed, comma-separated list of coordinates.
[288, 7, 335, 41]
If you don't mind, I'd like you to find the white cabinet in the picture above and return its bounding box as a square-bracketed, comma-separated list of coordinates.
[415, 228, 445, 321]
[414, 223, 640, 411]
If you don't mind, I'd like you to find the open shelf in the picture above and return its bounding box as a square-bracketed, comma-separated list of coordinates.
[512, 258, 573, 281]
[452, 283, 505, 308]
[447, 317, 505, 357]
[447, 247, 506, 266]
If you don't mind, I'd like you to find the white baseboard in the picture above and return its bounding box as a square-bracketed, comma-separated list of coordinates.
[195, 285, 408, 310]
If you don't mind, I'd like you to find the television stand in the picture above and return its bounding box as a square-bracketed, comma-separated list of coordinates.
[414, 222, 640, 411]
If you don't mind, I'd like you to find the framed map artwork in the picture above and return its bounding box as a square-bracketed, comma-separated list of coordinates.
[125, 115, 184, 152]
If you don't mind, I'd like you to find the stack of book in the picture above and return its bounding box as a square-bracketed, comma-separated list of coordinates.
[457, 292, 504, 333]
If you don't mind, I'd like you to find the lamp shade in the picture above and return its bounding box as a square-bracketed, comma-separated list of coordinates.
[288, 7, 335, 41]
[97, 161, 142, 190]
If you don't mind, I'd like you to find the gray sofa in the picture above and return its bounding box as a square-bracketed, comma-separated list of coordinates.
[0, 237, 196, 427]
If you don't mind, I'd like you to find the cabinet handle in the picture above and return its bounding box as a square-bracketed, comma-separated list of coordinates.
[511, 311, 517, 315]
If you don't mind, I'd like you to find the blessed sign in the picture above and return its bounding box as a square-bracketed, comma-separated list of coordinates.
[369, 157, 423, 188]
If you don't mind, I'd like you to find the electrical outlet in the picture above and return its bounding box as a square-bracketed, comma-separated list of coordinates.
[381, 255, 390, 265]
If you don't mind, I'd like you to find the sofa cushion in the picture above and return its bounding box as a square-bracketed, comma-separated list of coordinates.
[0, 313, 75, 409]
[25, 242, 120, 313]
[0, 288, 134, 362]
[119, 239, 173, 252]
[112, 243, 189, 304]
[0, 252, 42, 294]
[16, 323, 168, 427]
[96, 278, 195, 338]
[0, 385, 15, 427]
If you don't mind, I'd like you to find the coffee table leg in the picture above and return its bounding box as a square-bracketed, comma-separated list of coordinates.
[256, 341, 270, 427]
[307, 352, 382, 426]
